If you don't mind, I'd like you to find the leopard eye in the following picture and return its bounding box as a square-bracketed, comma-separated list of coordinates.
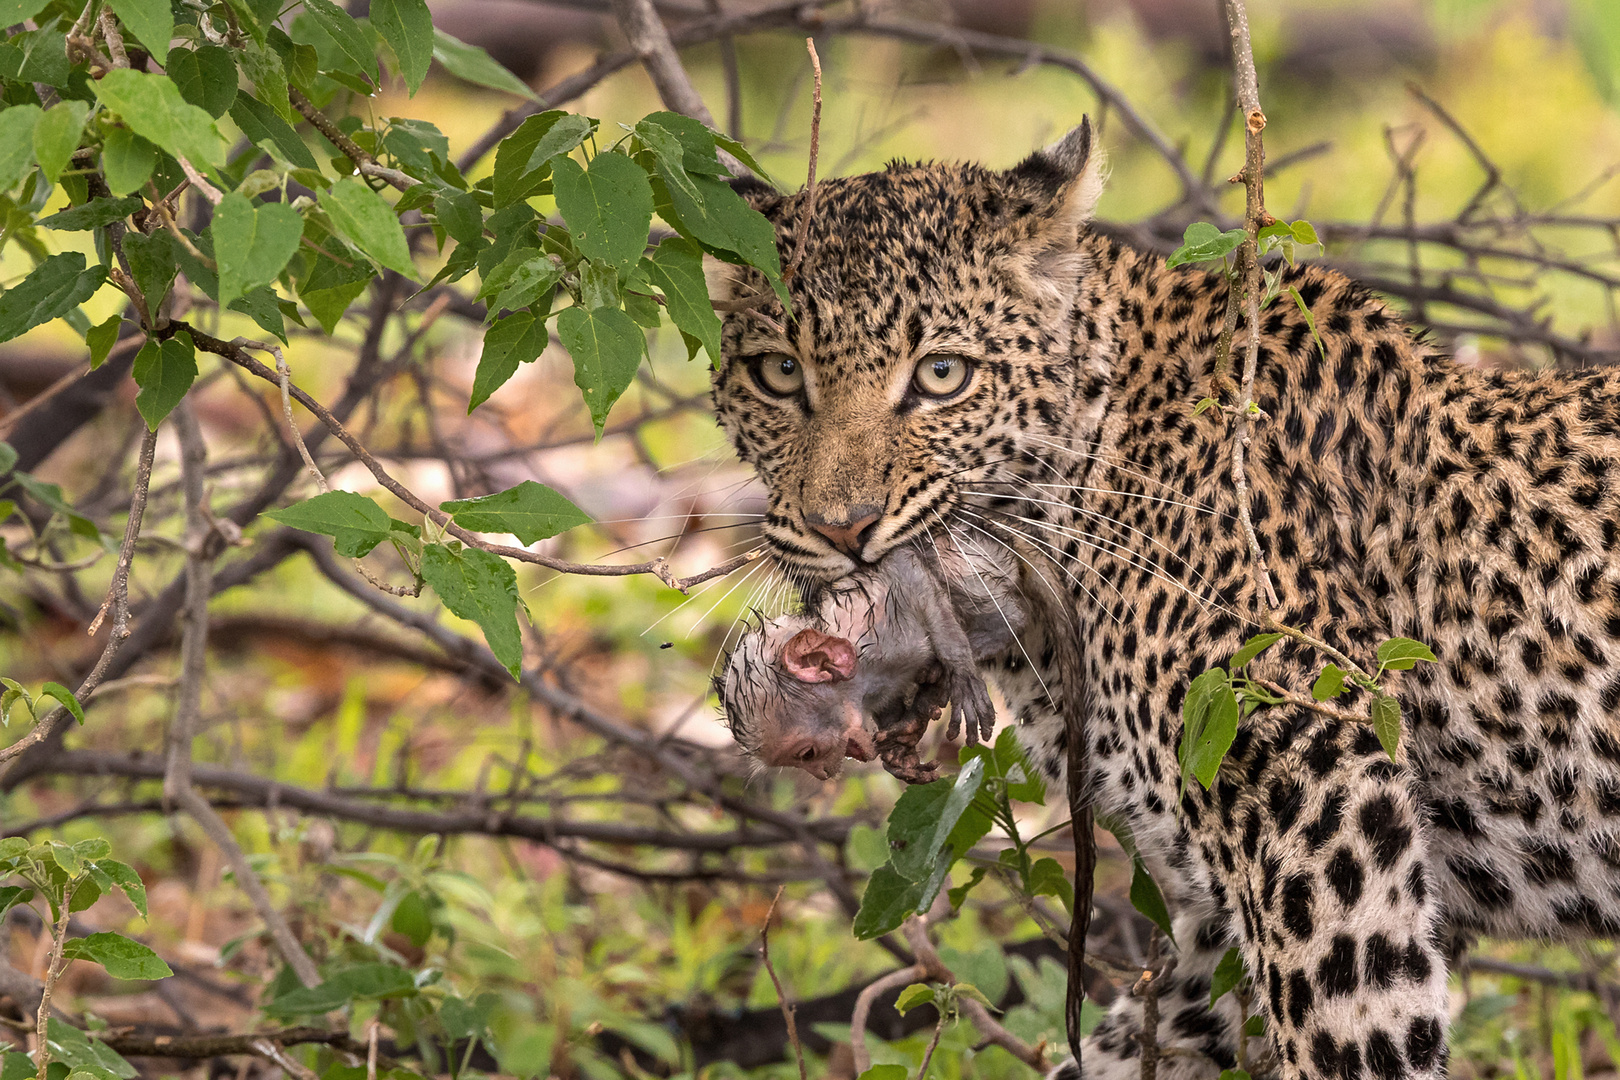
[752, 352, 804, 397]
[913, 353, 971, 397]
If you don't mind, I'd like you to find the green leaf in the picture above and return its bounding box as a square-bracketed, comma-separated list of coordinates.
[238, 38, 293, 126]
[85, 316, 121, 369]
[39, 197, 145, 233]
[551, 151, 654, 269]
[441, 481, 590, 545]
[490, 110, 586, 207]
[1166, 222, 1246, 269]
[89, 860, 146, 918]
[0, 887, 33, 919]
[1311, 663, 1347, 701]
[0, 252, 108, 345]
[433, 191, 483, 247]
[893, 984, 935, 1016]
[0, 679, 30, 726]
[94, 70, 226, 168]
[1193, 396, 1218, 416]
[1210, 947, 1245, 1006]
[168, 46, 238, 119]
[556, 305, 644, 437]
[857, 1067, 909, 1080]
[646, 237, 721, 364]
[468, 311, 548, 411]
[1179, 667, 1239, 791]
[431, 30, 539, 100]
[132, 333, 197, 431]
[300, 0, 377, 82]
[40, 682, 84, 726]
[107, 0, 173, 64]
[0, 0, 50, 23]
[634, 119, 705, 205]
[60, 932, 173, 981]
[263, 491, 393, 558]
[1289, 220, 1320, 246]
[11, 27, 69, 88]
[1027, 856, 1074, 913]
[101, 129, 157, 196]
[122, 230, 176, 316]
[485, 254, 562, 316]
[321, 178, 415, 278]
[638, 111, 728, 177]
[32, 100, 88, 187]
[1220, 1071, 1252, 1080]
[662, 172, 782, 286]
[390, 888, 432, 946]
[372, 0, 433, 94]
[12, 475, 99, 540]
[45, 1020, 136, 1078]
[1375, 637, 1437, 672]
[1372, 693, 1402, 762]
[1129, 855, 1174, 941]
[420, 543, 524, 678]
[851, 865, 925, 940]
[1229, 632, 1283, 670]
[578, 259, 619, 310]
[0, 105, 40, 191]
[211, 192, 303, 311]
[229, 92, 320, 171]
[266, 962, 417, 1016]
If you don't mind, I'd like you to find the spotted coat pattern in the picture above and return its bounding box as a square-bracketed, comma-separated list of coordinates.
[710, 126, 1620, 1080]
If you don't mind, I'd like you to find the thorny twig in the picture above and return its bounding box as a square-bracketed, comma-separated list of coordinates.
[758, 887, 808, 1080]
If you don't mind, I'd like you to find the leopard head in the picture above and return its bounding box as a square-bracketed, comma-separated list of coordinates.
[712, 121, 1106, 585]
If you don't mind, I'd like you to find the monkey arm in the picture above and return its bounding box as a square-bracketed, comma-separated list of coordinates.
[886, 547, 997, 744]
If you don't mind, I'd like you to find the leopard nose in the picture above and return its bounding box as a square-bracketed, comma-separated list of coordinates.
[805, 505, 882, 556]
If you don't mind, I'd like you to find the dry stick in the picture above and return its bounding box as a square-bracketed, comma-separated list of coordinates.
[32, 896, 72, 1080]
[610, 0, 717, 128]
[167, 403, 322, 990]
[95, 8, 127, 67]
[850, 965, 926, 1075]
[173, 324, 763, 593]
[87, 426, 159, 638]
[252, 1039, 322, 1080]
[758, 887, 808, 1080]
[783, 39, 822, 282]
[244, 336, 418, 598]
[3, 425, 162, 765]
[1221, 0, 1279, 613]
[289, 87, 416, 193]
[1134, 933, 1175, 1080]
[901, 914, 1047, 1071]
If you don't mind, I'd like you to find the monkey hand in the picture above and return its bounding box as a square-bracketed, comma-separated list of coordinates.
[874, 710, 939, 784]
[947, 671, 996, 745]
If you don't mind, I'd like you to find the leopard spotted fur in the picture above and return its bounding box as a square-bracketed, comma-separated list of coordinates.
[711, 120, 1620, 1080]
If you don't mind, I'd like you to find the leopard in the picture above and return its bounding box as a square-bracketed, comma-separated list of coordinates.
[708, 116, 1620, 1080]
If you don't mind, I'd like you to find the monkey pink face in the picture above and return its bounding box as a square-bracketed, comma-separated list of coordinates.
[756, 628, 874, 780]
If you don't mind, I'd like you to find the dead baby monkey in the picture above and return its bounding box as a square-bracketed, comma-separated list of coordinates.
[718, 539, 1025, 784]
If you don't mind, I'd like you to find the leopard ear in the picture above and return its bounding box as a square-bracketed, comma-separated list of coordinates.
[1007, 118, 1106, 230]
[996, 117, 1106, 304]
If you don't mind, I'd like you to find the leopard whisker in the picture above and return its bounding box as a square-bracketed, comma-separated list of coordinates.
[928, 514, 1059, 710]
[953, 513, 1127, 629]
[976, 506, 1231, 618]
[955, 508, 1134, 625]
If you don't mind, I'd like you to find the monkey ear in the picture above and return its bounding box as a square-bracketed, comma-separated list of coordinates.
[781, 628, 857, 683]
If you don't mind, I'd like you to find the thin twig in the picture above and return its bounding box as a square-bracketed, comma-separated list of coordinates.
[902, 912, 1047, 1071]
[95, 9, 128, 67]
[171, 322, 765, 593]
[758, 887, 808, 1080]
[168, 403, 322, 990]
[851, 966, 926, 1075]
[783, 39, 821, 282]
[32, 897, 72, 1080]
[86, 426, 158, 638]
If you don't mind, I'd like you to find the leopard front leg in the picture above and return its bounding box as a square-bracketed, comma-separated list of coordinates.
[1200, 710, 1450, 1080]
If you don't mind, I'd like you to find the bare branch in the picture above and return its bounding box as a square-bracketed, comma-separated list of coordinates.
[167, 402, 322, 990]
[86, 426, 158, 639]
[759, 887, 808, 1080]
